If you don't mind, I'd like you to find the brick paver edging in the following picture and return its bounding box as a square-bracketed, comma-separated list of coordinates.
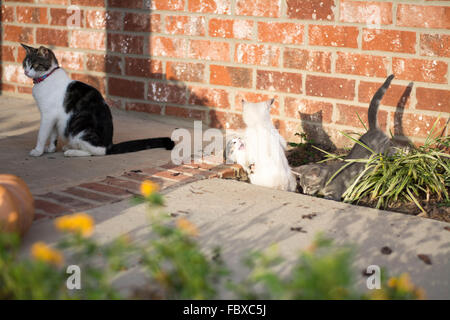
[33, 161, 245, 222]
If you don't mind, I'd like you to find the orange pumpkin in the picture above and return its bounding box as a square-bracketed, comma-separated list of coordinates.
[0, 174, 34, 235]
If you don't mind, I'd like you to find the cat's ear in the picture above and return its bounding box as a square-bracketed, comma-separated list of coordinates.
[20, 43, 36, 54]
[37, 46, 50, 57]
[266, 98, 275, 109]
[310, 166, 322, 178]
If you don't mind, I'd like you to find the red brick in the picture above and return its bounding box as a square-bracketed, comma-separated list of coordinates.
[391, 113, 447, 138]
[166, 61, 205, 83]
[17, 6, 48, 24]
[235, 43, 280, 67]
[153, 170, 193, 182]
[277, 120, 303, 144]
[416, 88, 450, 113]
[236, 0, 280, 17]
[420, 34, 450, 57]
[285, 98, 333, 123]
[336, 52, 389, 77]
[62, 187, 115, 203]
[35, 199, 71, 215]
[54, 51, 83, 71]
[165, 15, 205, 36]
[108, 77, 145, 99]
[40, 193, 93, 210]
[109, 0, 142, 9]
[188, 0, 231, 14]
[392, 58, 448, 84]
[363, 29, 416, 53]
[210, 110, 245, 130]
[258, 22, 304, 44]
[70, 30, 105, 50]
[358, 81, 413, 108]
[235, 92, 280, 115]
[210, 65, 252, 88]
[151, 0, 185, 11]
[165, 106, 207, 121]
[72, 74, 106, 94]
[1, 4, 14, 23]
[256, 70, 302, 94]
[2, 45, 15, 62]
[309, 25, 359, 48]
[188, 40, 230, 61]
[150, 37, 187, 58]
[50, 8, 83, 26]
[125, 58, 162, 78]
[86, 54, 122, 74]
[17, 86, 32, 94]
[336, 104, 388, 130]
[306, 75, 355, 100]
[79, 182, 130, 196]
[2, 64, 30, 85]
[188, 86, 230, 109]
[85, 10, 123, 30]
[0, 83, 16, 93]
[125, 102, 162, 115]
[3, 25, 34, 43]
[209, 18, 253, 40]
[397, 4, 450, 29]
[148, 82, 187, 104]
[101, 176, 141, 193]
[36, 28, 68, 47]
[287, 0, 335, 20]
[38, 0, 70, 4]
[121, 172, 154, 182]
[340, 0, 392, 25]
[283, 48, 331, 73]
[107, 34, 144, 55]
[72, 0, 104, 6]
[124, 13, 160, 33]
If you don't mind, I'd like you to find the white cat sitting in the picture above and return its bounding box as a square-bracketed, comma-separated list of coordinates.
[239, 99, 296, 192]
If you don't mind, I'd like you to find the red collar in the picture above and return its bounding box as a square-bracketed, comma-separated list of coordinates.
[33, 67, 60, 84]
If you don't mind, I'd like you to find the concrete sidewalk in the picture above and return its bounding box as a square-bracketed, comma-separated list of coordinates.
[22, 179, 450, 299]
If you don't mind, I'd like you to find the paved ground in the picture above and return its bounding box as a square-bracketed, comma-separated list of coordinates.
[1, 95, 449, 299]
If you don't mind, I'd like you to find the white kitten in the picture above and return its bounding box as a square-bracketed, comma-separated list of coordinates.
[242, 99, 296, 191]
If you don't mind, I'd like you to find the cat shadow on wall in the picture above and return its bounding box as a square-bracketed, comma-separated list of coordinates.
[392, 82, 414, 148]
[298, 110, 337, 152]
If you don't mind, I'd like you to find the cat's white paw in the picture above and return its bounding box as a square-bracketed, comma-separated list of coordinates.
[64, 149, 91, 157]
[45, 145, 56, 153]
[29, 148, 43, 157]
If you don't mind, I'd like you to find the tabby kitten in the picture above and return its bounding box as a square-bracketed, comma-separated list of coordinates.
[292, 74, 396, 200]
[21, 44, 174, 157]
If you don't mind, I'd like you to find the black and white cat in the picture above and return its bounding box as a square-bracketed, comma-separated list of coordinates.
[292, 74, 397, 200]
[21, 44, 174, 157]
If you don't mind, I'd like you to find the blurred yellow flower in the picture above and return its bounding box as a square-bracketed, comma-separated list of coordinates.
[55, 212, 94, 237]
[31, 242, 64, 266]
[387, 277, 397, 288]
[396, 273, 414, 292]
[176, 218, 199, 237]
[370, 289, 388, 300]
[141, 180, 159, 197]
[414, 287, 426, 300]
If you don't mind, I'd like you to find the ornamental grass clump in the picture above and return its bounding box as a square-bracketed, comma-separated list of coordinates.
[342, 124, 449, 213]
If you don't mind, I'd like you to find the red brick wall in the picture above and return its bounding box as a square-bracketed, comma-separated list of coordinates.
[1, 0, 449, 147]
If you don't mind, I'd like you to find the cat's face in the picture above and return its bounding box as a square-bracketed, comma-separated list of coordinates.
[21, 44, 58, 79]
[242, 99, 274, 127]
[225, 137, 246, 163]
[292, 164, 326, 195]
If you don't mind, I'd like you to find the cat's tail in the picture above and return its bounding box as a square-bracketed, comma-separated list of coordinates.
[106, 137, 175, 155]
[368, 74, 394, 130]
